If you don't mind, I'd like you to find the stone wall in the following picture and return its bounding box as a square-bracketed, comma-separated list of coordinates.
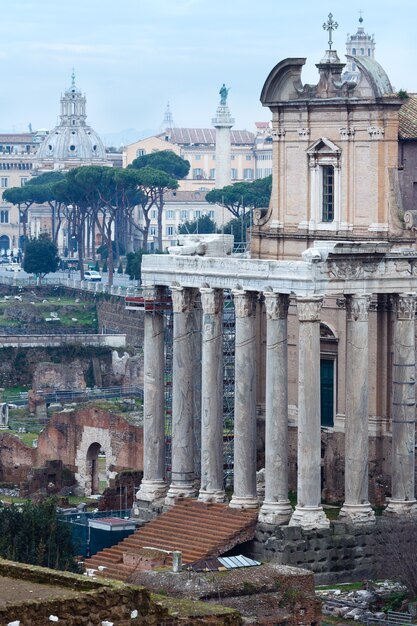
[252, 518, 402, 585]
[0, 346, 114, 388]
[33, 361, 87, 391]
[0, 432, 36, 483]
[0, 559, 242, 626]
[97, 297, 144, 348]
[20, 460, 75, 497]
[36, 405, 143, 493]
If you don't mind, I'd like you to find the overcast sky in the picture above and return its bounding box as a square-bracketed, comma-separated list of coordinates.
[1, 0, 416, 144]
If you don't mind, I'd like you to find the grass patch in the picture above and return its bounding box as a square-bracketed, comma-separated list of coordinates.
[1, 386, 30, 401]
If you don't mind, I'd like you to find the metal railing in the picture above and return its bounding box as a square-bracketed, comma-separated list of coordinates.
[5, 385, 143, 407]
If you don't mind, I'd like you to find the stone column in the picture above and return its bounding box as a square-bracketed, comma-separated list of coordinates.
[165, 286, 198, 505]
[289, 295, 329, 529]
[136, 289, 167, 502]
[229, 290, 259, 509]
[340, 294, 375, 523]
[198, 288, 225, 503]
[259, 292, 292, 524]
[192, 301, 202, 488]
[385, 293, 417, 517]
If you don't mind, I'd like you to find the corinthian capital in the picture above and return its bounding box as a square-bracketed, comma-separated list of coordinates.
[200, 288, 223, 315]
[171, 286, 197, 313]
[296, 296, 323, 322]
[346, 294, 371, 322]
[232, 290, 257, 318]
[391, 293, 417, 320]
[264, 292, 289, 320]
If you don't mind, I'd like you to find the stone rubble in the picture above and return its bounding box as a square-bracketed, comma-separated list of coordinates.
[318, 580, 408, 622]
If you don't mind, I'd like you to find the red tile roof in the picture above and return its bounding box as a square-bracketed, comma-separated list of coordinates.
[399, 94, 417, 140]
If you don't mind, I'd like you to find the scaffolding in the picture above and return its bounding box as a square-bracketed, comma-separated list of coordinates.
[125, 287, 236, 489]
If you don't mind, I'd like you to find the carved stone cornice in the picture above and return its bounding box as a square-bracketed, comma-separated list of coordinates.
[391, 293, 417, 320]
[346, 294, 371, 322]
[232, 290, 257, 318]
[296, 296, 323, 322]
[200, 287, 223, 315]
[264, 292, 289, 320]
[171, 286, 197, 313]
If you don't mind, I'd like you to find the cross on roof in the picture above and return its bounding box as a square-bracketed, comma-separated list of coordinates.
[322, 12, 338, 50]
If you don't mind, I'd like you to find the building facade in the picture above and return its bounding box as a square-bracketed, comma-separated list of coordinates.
[136, 18, 417, 533]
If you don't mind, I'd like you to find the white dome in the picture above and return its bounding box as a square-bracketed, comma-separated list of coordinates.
[37, 124, 107, 161]
[36, 74, 107, 165]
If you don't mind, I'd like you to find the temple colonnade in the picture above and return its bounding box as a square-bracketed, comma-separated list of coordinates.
[136, 284, 417, 530]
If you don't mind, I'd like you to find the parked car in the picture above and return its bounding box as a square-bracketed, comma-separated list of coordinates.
[5, 263, 21, 272]
[83, 270, 102, 282]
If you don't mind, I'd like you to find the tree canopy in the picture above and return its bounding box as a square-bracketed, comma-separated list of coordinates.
[178, 214, 217, 235]
[0, 498, 76, 571]
[130, 149, 190, 179]
[130, 151, 188, 250]
[206, 175, 272, 219]
[23, 233, 59, 280]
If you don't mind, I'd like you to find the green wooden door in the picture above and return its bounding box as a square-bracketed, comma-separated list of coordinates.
[320, 359, 334, 427]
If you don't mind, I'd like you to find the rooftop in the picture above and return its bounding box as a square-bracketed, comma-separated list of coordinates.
[399, 94, 417, 140]
[158, 127, 255, 146]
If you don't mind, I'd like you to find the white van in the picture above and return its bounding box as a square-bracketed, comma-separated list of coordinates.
[84, 270, 102, 282]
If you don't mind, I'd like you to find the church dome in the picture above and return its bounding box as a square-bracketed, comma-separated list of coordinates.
[36, 72, 107, 165]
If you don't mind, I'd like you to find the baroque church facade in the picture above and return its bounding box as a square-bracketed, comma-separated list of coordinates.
[135, 16, 417, 535]
[0, 74, 108, 255]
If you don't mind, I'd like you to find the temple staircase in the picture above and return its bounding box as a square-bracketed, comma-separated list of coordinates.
[84, 498, 258, 581]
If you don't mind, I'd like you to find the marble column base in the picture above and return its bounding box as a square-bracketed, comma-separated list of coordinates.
[339, 503, 376, 524]
[136, 479, 168, 502]
[289, 505, 330, 530]
[229, 495, 259, 510]
[165, 483, 196, 506]
[384, 499, 417, 517]
[258, 500, 293, 525]
[198, 489, 226, 504]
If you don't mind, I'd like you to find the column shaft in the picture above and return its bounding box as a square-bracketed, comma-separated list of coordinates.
[198, 288, 225, 502]
[340, 294, 375, 523]
[259, 293, 292, 524]
[289, 295, 329, 529]
[137, 291, 167, 502]
[229, 290, 259, 509]
[166, 287, 198, 504]
[385, 293, 417, 516]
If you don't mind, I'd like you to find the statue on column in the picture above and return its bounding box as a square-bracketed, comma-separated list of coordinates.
[219, 83, 229, 105]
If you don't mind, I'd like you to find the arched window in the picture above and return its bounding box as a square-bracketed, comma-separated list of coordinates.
[0, 235, 10, 252]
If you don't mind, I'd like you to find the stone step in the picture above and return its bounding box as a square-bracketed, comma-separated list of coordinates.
[144, 517, 254, 537]
[85, 498, 258, 581]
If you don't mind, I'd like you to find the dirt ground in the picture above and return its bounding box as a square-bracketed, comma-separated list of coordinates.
[0, 575, 78, 606]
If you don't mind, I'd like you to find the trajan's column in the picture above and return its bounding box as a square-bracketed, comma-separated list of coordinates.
[212, 84, 234, 189]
